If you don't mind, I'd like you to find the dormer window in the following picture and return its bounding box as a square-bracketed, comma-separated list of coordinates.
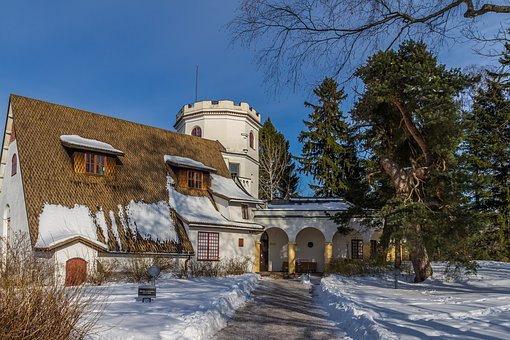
[85, 152, 106, 175]
[187, 170, 203, 189]
[249, 131, 254, 149]
[11, 154, 17, 176]
[191, 126, 202, 137]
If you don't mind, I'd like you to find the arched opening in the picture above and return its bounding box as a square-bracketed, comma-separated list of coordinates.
[249, 131, 254, 149]
[259, 231, 268, 271]
[65, 258, 87, 286]
[11, 154, 17, 176]
[264, 227, 289, 272]
[295, 227, 325, 272]
[191, 126, 202, 137]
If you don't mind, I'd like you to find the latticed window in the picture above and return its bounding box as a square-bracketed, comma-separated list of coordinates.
[351, 239, 364, 259]
[187, 170, 203, 189]
[229, 163, 239, 178]
[191, 126, 202, 137]
[242, 204, 249, 219]
[85, 152, 106, 175]
[197, 232, 219, 261]
[11, 154, 17, 176]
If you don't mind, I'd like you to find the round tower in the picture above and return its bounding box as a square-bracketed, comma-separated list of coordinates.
[174, 100, 261, 198]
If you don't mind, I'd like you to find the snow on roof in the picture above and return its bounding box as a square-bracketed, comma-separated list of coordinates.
[60, 134, 124, 155]
[267, 200, 351, 211]
[164, 155, 216, 172]
[36, 204, 106, 249]
[210, 174, 263, 203]
[167, 177, 263, 230]
[125, 200, 178, 243]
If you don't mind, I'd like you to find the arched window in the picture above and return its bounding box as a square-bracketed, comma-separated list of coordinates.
[11, 154, 17, 176]
[249, 131, 254, 149]
[191, 126, 202, 137]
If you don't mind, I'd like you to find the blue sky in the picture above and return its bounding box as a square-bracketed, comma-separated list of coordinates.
[0, 1, 506, 195]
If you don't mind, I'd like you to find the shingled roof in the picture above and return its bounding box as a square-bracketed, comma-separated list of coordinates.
[8, 94, 231, 254]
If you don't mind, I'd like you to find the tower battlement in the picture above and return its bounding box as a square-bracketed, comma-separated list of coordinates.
[176, 100, 261, 124]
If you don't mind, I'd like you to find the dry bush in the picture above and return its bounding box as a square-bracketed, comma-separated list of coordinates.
[184, 257, 251, 277]
[326, 258, 392, 276]
[122, 256, 152, 282]
[87, 259, 119, 285]
[222, 256, 250, 275]
[0, 233, 102, 339]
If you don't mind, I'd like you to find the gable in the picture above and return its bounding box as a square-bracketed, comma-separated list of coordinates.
[7, 94, 230, 253]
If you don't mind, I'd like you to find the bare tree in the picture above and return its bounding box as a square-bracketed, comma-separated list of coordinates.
[230, 0, 510, 88]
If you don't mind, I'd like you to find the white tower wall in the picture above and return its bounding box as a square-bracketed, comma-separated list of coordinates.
[174, 100, 261, 198]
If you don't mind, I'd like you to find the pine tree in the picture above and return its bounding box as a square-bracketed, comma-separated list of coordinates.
[259, 119, 298, 200]
[353, 41, 474, 282]
[298, 77, 358, 197]
[464, 43, 510, 260]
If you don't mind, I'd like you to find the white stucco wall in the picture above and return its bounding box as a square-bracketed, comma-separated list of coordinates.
[0, 140, 30, 250]
[52, 241, 98, 284]
[187, 228, 258, 272]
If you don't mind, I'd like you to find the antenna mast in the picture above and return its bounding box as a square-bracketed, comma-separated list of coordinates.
[195, 65, 199, 102]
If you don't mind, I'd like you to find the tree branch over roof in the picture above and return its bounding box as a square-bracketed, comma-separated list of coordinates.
[230, 0, 510, 89]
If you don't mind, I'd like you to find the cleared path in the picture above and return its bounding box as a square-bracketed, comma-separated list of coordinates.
[214, 277, 346, 340]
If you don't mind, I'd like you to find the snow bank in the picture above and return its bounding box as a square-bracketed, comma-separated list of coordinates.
[318, 262, 510, 339]
[36, 204, 105, 248]
[60, 135, 124, 155]
[90, 274, 259, 339]
[210, 174, 262, 203]
[164, 155, 216, 172]
[125, 200, 178, 242]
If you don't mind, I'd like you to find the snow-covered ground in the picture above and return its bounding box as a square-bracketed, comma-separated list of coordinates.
[88, 274, 259, 340]
[318, 261, 510, 339]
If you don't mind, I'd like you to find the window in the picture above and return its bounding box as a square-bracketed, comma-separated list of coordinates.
[197, 232, 219, 261]
[229, 163, 240, 178]
[11, 154, 17, 176]
[249, 131, 254, 149]
[351, 239, 364, 259]
[370, 240, 378, 258]
[242, 204, 249, 219]
[238, 238, 244, 247]
[191, 126, 202, 137]
[85, 153, 105, 175]
[187, 170, 203, 189]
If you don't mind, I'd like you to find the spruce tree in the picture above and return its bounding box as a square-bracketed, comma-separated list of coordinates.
[464, 43, 510, 260]
[259, 119, 298, 200]
[298, 77, 358, 197]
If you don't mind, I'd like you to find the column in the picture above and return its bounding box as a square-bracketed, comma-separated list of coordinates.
[363, 242, 371, 260]
[254, 241, 261, 272]
[324, 242, 333, 272]
[288, 242, 296, 275]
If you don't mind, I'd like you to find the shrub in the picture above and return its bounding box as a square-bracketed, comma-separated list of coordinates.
[182, 256, 251, 277]
[326, 258, 392, 276]
[223, 256, 250, 275]
[122, 256, 153, 282]
[0, 233, 101, 339]
[87, 259, 119, 285]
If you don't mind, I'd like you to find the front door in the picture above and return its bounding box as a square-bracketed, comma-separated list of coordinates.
[66, 258, 87, 286]
[260, 232, 269, 271]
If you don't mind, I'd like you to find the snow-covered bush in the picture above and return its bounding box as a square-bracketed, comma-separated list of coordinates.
[0, 233, 101, 339]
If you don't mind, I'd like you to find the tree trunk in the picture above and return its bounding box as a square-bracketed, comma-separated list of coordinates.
[409, 224, 433, 282]
[394, 239, 402, 269]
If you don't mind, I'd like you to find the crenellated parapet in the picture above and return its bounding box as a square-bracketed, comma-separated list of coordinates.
[176, 100, 261, 125]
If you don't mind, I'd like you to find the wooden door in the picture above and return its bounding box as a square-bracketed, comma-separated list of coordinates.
[65, 258, 87, 286]
[260, 232, 269, 271]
